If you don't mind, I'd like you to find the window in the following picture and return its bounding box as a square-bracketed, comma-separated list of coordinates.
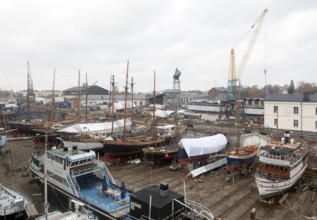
[315, 121, 317, 129]
[293, 120, 299, 127]
[294, 107, 299, 114]
[274, 106, 278, 113]
[274, 119, 278, 126]
[316, 108, 317, 115]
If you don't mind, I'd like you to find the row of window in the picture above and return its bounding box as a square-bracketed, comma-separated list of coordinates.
[47, 153, 94, 166]
[274, 119, 317, 129]
[273, 106, 317, 115]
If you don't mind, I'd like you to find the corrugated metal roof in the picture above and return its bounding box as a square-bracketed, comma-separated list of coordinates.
[131, 185, 183, 209]
[264, 93, 317, 103]
[264, 94, 304, 102]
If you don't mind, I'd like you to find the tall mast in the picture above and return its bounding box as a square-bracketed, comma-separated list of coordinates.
[26, 61, 32, 122]
[44, 134, 48, 219]
[50, 69, 56, 126]
[235, 80, 241, 152]
[123, 61, 129, 140]
[152, 70, 157, 142]
[77, 70, 81, 123]
[111, 75, 115, 134]
[130, 76, 134, 123]
[85, 73, 88, 123]
[109, 74, 112, 119]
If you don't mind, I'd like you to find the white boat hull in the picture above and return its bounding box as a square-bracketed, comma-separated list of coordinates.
[255, 162, 307, 199]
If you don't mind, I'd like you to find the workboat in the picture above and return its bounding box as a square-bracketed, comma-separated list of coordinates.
[177, 134, 227, 163]
[0, 184, 30, 220]
[29, 146, 130, 219]
[255, 131, 308, 200]
[226, 145, 260, 173]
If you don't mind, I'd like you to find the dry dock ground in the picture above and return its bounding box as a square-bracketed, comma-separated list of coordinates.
[1, 138, 317, 220]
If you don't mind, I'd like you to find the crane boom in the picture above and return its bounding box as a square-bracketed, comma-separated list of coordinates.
[236, 8, 268, 80]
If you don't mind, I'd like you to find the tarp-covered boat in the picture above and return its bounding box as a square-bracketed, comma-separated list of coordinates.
[178, 134, 227, 163]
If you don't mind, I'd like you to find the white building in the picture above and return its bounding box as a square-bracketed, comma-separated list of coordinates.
[264, 93, 317, 132]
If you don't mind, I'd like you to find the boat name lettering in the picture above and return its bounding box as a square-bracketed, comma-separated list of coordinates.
[259, 156, 290, 166]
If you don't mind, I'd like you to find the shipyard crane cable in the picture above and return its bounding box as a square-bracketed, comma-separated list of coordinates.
[233, 27, 253, 49]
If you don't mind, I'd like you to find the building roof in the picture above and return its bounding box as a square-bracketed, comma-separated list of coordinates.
[264, 93, 317, 103]
[131, 185, 183, 209]
[63, 85, 109, 95]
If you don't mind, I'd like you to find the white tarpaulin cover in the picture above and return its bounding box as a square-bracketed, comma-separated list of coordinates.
[57, 137, 103, 150]
[155, 109, 175, 118]
[179, 134, 227, 158]
[58, 119, 131, 134]
[113, 101, 132, 110]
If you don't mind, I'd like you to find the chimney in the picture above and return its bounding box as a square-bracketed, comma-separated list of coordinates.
[72, 146, 78, 154]
[284, 131, 290, 144]
[159, 182, 169, 197]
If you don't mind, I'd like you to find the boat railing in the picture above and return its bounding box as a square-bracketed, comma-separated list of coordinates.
[96, 160, 115, 184]
[0, 205, 24, 216]
[66, 174, 79, 196]
[114, 179, 141, 193]
[78, 192, 130, 214]
[2, 184, 33, 206]
[70, 163, 99, 177]
[72, 176, 81, 193]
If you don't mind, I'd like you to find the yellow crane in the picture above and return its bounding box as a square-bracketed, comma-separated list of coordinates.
[228, 8, 268, 93]
[219, 9, 268, 121]
[229, 9, 268, 124]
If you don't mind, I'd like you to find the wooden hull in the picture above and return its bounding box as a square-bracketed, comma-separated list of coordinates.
[103, 136, 171, 161]
[143, 146, 178, 162]
[226, 145, 259, 172]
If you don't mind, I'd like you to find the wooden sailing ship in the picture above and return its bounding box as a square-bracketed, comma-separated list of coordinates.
[102, 63, 172, 161]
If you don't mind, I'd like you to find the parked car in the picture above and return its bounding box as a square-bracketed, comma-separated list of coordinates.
[169, 163, 181, 171]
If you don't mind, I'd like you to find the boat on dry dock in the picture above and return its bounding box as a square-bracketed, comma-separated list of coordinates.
[0, 184, 31, 220]
[143, 124, 179, 163]
[255, 131, 308, 200]
[226, 144, 260, 173]
[143, 143, 179, 163]
[103, 134, 171, 161]
[177, 134, 227, 163]
[29, 146, 130, 219]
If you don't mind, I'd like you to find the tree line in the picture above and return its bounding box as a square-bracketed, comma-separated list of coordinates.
[240, 81, 317, 99]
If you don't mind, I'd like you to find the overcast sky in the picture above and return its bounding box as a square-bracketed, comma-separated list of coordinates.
[0, 0, 316, 93]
